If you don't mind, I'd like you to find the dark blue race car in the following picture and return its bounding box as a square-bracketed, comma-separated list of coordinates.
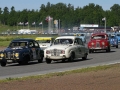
[109, 35, 118, 48]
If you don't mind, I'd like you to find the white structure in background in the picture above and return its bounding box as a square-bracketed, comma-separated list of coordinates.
[17, 29, 38, 34]
[80, 24, 99, 27]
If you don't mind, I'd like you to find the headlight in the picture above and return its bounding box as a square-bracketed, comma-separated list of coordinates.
[46, 50, 50, 54]
[0, 53, 4, 57]
[102, 42, 105, 45]
[91, 42, 94, 45]
[15, 53, 19, 57]
[61, 50, 65, 54]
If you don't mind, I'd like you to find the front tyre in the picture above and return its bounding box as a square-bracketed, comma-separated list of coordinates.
[46, 59, 52, 64]
[116, 45, 118, 48]
[38, 56, 43, 63]
[1, 61, 6, 67]
[68, 52, 75, 62]
[106, 46, 110, 52]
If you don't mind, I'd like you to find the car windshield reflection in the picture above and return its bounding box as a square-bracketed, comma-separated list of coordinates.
[54, 39, 73, 45]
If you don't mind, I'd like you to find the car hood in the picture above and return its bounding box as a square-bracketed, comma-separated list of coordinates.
[45, 44, 71, 50]
[2, 47, 25, 52]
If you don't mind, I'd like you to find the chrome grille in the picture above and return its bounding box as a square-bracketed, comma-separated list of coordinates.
[6, 52, 14, 59]
[50, 49, 61, 56]
[96, 42, 100, 47]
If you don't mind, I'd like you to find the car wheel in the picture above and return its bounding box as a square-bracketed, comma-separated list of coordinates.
[68, 52, 75, 62]
[62, 60, 66, 62]
[116, 45, 118, 48]
[23, 55, 29, 64]
[106, 47, 110, 52]
[38, 56, 43, 63]
[1, 61, 6, 67]
[82, 53, 87, 60]
[89, 49, 93, 53]
[19, 55, 29, 65]
[46, 59, 52, 64]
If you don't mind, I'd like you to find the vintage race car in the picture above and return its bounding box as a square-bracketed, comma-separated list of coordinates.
[88, 33, 111, 53]
[0, 39, 44, 66]
[109, 34, 118, 48]
[44, 36, 88, 64]
[35, 37, 54, 50]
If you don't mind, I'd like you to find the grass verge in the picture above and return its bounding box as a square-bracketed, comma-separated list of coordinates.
[0, 63, 119, 83]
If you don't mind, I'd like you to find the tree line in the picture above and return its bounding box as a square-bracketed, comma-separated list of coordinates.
[0, 2, 120, 30]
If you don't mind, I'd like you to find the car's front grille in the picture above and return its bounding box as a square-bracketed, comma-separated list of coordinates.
[6, 52, 14, 59]
[96, 42, 100, 47]
[50, 49, 61, 56]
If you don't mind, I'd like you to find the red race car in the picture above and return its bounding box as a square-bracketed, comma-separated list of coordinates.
[88, 33, 111, 53]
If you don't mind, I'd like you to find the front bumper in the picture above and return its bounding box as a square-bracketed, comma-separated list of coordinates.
[88, 46, 108, 50]
[45, 55, 68, 60]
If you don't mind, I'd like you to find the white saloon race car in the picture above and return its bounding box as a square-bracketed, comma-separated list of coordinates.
[44, 36, 88, 64]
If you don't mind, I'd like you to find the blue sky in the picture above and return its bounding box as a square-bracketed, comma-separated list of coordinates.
[0, 0, 120, 11]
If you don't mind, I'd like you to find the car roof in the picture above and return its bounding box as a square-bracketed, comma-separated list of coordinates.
[35, 37, 54, 40]
[56, 36, 78, 39]
[92, 33, 108, 36]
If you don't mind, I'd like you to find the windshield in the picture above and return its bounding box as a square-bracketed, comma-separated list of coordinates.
[116, 34, 120, 36]
[9, 42, 28, 48]
[109, 36, 115, 38]
[91, 35, 105, 39]
[54, 39, 73, 45]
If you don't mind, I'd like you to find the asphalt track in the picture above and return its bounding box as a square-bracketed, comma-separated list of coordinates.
[0, 46, 120, 79]
[0, 36, 120, 79]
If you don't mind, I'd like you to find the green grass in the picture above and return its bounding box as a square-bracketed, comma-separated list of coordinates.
[0, 63, 119, 83]
[0, 34, 58, 47]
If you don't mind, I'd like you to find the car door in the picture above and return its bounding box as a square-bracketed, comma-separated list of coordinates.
[33, 41, 41, 59]
[77, 38, 85, 57]
[74, 38, 82, 58]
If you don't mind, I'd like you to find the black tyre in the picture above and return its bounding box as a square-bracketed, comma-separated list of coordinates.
[106, 47, 110, 52]
[19, 55, 29, 65]
[89, 49, 92, 53]
[82, 53, 87, 60]
[62, 60, 66, 62]
[1, 61, 6, 67]
[116, 45, 118, 48]
[38, 56, 43, 63]
[68, 52, 75, 62]
[46, 59, 52, 64]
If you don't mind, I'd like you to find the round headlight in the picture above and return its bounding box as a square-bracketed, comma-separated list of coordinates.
[91, 42, 94, 45]
[61, 50, 65, 54]
[102, 42, 105, 45]
[0, 53, 4, 57]
[46, 50, 50, 54]
[15, 53, 19, 57]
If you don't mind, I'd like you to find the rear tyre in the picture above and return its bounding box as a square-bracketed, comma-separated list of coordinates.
[46, 59, 52, 64]
[38, 56, 43, 63]
[82, 53, 87, 60]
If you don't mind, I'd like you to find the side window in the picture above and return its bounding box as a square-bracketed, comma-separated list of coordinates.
[78, 38, 83, 45]
[29, 41, 34, 47]
[74, 39, 79, 45]
[34, 41, 39, 47]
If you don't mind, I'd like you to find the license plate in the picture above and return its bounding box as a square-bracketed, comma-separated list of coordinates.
[7, 60, 12, 63]
[95, 47, 101, 49]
